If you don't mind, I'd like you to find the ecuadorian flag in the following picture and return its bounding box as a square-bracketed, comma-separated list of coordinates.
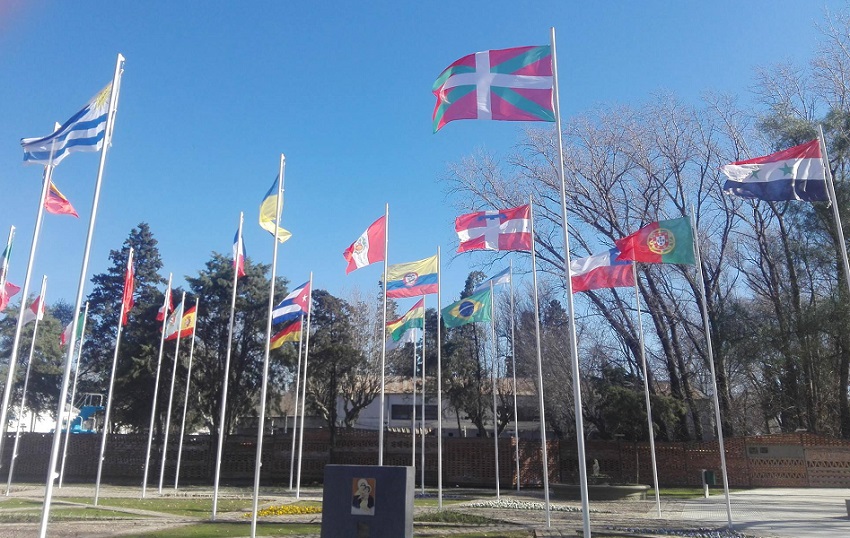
[386, 255, 438, 298]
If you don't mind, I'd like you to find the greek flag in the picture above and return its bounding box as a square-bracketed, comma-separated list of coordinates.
[21, 83, 112, 166]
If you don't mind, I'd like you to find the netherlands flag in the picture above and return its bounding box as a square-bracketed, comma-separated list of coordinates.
[721, 139, 828, 202]
[570, 248, 634, 293]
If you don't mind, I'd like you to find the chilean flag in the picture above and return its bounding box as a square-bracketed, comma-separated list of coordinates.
[233, 228, 246, 278]
[570, 248, 634, 293]
[455, 205, 532, 253]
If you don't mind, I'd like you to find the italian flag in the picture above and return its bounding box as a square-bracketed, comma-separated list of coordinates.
[615, 217, 695, 265]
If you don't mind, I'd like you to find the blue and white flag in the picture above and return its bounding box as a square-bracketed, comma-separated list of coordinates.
[473, 267, 511, 293]
[21, 83, 112, 166]
[272, 280, 311, 325]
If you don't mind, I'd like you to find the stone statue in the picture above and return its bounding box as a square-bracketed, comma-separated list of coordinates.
[592, 459, 600, 477]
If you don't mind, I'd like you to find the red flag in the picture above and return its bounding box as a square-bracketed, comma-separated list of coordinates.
[21, 295, 45, 326]
[455, 204, 532, 252]
[343, 216, 386, 274]
[44, 182, 79, 218]
[121, 252, 135, 326]
[570, 249, 634, 293]
[0, 282, 21, 312]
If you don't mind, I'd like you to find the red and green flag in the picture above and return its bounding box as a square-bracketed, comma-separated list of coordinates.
[432, 45, 554, 132]
[615, 217, 695, 265]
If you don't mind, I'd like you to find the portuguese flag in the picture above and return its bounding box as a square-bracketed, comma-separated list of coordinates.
[615, 217, 695, 265]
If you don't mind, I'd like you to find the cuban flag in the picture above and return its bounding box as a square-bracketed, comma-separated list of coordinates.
[22, 83, 113, 166]
[233, 228, 246, 278]
[721, 139, 828, 202]
[272, 280, 311, 325]
[570, 248, 634, 293]
[455, 205, 532, 253]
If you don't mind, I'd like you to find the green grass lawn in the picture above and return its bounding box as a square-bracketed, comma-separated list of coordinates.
[413, 497, 466, 507]
[0, 498, 43, 509]
[0, 507, 135, 522]
[414, 510, 509, 525]
[133, 522, 321, 537]
[56, 496, 255, 517]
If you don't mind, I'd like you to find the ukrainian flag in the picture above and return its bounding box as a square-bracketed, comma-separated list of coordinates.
[259, 177, 292, 243]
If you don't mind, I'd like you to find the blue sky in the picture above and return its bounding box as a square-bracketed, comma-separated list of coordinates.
[0, 0, 844, 314]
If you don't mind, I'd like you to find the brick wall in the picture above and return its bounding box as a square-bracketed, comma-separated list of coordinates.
[3, 431, 849, 488]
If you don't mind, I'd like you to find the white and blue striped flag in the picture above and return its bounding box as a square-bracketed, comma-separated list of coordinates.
[21, 83, 112, 166]
[473, 266, 511, 293]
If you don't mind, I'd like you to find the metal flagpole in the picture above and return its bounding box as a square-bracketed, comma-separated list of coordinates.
[818, 126, 850, 300]
[175, 297, 200, 490]
[212, 211, 243, 518]
[0, 225, 14, 291]
[436, 246, 444, 509]
[251, 154, 286, 537]
[39, 53, 125, 538]
[295, 273, 314, 499]
[59, 300, 90, 487]
[143, 275, 172, 498]
[550, 28, 591, 537]
[529, 199, 551, 526]
[378, 204, 389, 466]
[0, 161, 54, 477]
[158, 293, 186, 493]
[411, 332, 417, 467]
[95, 249, 133, 505]
[490, 281, 500, 499]
[5, 275, 46, 495]
[288, 322, 304, 491]
[690, 210, 733, 528]
[420, 297, 426, 494]
[632, 262, 661, 516]
[509, 259, 520, 491]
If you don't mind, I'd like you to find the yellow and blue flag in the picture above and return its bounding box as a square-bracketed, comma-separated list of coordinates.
[386, 255, 438, 298]
[259, 177, 292, 243]
[442, 288, 492, 328]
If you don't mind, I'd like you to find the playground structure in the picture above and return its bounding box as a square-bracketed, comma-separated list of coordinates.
[64, 393, 105, 434]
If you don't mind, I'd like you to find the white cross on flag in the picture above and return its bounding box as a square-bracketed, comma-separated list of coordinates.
[455, 205, 532, 253]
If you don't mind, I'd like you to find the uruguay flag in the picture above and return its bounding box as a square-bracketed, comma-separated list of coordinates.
[272, 280, 311, 325]
[570, 248, 634, 293]
[22, 83, 113, 166]
[721, 139, 828, 202]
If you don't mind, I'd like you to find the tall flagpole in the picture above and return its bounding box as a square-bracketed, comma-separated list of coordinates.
[490, 281, 500, 499]
[436, 246, 444, 509]
[142, 275, 172, 498]
[0, 225, 14, 291]
[632, 262, 661, 516]
[818, 126, 850, 299]
[175, 297, 200, 490]
[5, 275, 46, 495]
[212, 212, 244, 518]
[295, 273, 314, 499]
[550, 28, 591, 537]
[251, 154, 286, 537]
[39, 53, 125, 538]
[690, 210, 733, 528]
[411, 332, 417, 467]
[378, 203, 389, 465]
[158, 293, 186, 493]
[288, 322, 304, 491]
[529, 200, 551, 526]
[509, 259, 520, 491]
[0, 159, 54, 476]
[59, 300, 90, 487]
[420, 297, 426, 494]
[95, 249, 133, 505]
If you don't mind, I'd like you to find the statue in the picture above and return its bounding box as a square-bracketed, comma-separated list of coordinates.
[592, 459, 600, 477]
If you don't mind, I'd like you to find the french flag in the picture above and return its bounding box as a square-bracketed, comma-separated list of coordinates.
[570, 248, 634, 293]
[233, 228, 246, 278]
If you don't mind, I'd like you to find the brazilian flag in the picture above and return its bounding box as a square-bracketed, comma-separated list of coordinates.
[442, 288, 492, 328]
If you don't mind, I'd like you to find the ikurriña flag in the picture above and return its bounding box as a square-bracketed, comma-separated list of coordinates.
[570, 248, 634, 292]
[455, 205, 531, 252]
[44, 182, 79, 217]
[615, 217, 695, 265]
[721, 139, 828, 202]
[343, 216, 386, 274]
[386, 256, 438, 298]
[271, 319, 301, 349]
[433, 45, 554, 132]
[442, 288, 492, 328]
[21, 83, 113, 166]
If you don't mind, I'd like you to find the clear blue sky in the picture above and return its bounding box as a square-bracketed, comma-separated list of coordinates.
[0, 1, 843, 314]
